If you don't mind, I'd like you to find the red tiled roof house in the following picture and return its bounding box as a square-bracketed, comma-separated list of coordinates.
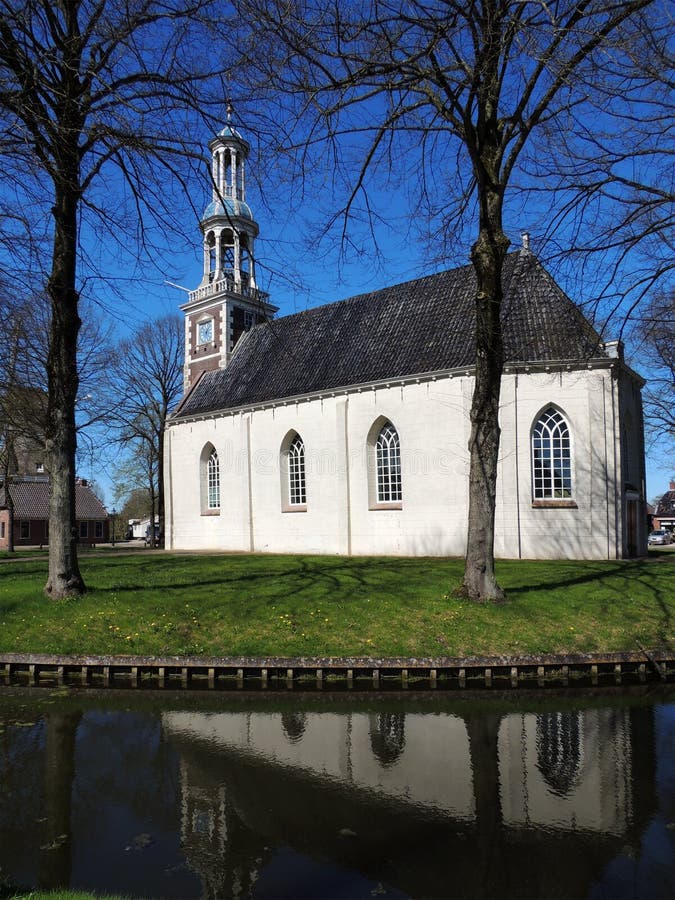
[0, 476, 109, 548]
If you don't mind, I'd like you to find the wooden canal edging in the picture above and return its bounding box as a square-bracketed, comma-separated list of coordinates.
[0, 649, 673, 691]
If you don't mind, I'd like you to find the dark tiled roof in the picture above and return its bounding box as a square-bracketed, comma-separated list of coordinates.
[0, 480, 108, 519]
[655, 490, 675, 517]
[175, 251, 606, 419]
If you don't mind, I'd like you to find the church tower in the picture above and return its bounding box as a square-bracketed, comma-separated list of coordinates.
[181, 109, 277, 391]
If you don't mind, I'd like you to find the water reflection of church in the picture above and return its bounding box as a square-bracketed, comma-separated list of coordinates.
[163, 702, 655, 898]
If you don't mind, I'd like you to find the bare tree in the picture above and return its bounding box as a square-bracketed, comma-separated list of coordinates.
[109, 316, 184, 548]
[632, 290, 675, 452]
[522, 12, 674, 323]
[1, 292, 122, 465]
[111, 480, 153, 541]
[231, 0, 664, 600]
[0, 0, 229, 596]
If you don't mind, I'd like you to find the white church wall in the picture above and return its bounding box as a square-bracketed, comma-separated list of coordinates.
[346, 379, 470, 556]
[618, 372, 646, 493]
[167, 363, 630, 560]
[496, 370, 616, 559]
[163, 710, 476, 820]
[248, 402, 344, 554]
[505, 369, 620, 560]
[166, 414, 252, 551]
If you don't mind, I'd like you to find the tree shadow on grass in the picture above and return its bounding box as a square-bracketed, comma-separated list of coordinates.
[502, 558, 671, 597]
[501, 558, 673, 644]
[88, 555, 458, 605]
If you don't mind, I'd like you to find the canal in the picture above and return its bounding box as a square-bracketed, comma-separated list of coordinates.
[0, 686, 673, 898]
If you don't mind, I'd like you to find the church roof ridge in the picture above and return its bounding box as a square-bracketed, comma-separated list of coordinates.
[174, 251, 609, 419]
[260, 255, 485, 328]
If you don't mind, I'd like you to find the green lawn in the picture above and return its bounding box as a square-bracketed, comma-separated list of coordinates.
[0, 551, 672, 658]
[9, 893, 127, 900]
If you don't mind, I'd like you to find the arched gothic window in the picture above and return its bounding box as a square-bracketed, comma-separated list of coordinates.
[207, 448, 220, 509]
[200, 443, 220, 514]
[376, 422, 402, 503]
[287, 434, 306, 506]
[281, 431, 307, 511]
[532, 407, 572, 499]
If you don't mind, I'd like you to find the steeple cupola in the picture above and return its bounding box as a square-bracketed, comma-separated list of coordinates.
[200, 114, 258, 292]
[181, 108, 277, 392]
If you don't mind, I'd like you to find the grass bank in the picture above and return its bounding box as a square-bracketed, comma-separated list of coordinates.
[0, 552, 672, 658]
[9, 893, 126, 900]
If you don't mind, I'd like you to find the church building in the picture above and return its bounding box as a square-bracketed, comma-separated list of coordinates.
[164, 121, 647, 560]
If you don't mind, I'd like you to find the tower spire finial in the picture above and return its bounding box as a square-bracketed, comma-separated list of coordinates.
[226, 98, 234, 122]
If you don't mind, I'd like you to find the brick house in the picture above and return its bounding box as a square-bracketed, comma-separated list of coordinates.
[652, 481, 675, 533]
[0, 476, 109, 548]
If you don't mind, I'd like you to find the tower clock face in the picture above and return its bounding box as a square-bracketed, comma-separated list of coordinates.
[198, 319, 213, 344]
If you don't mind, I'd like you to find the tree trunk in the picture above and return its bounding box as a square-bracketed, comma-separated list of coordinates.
[462, 223, 508, 602]
[148, 457, 157, 548]
[460, 1, 508, 603]
[45, 179, 85, 597]
[6, 487, 14, 554]
[157, 426, 165, 549]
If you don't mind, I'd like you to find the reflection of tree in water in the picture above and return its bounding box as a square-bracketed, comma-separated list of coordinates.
[39, 711, 82, 891]
[536, 712, 581, 797]
[370, 713, 406, 767]
[0, 717, 46, 889]
[281, 712, 307, 744]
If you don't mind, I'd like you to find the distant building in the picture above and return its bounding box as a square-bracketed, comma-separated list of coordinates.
[1, 386, 49, 476]
[0, 476, 109, 548]
[127, 516, 159, 542]
[652, 481, 675, 533]
[164, 120, 647, 561]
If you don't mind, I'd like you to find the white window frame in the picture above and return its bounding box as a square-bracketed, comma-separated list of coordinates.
[281, 431, 307, 512]
[200, 443, 221, 515]
[207, 448, 220, 509]
[288, 435, 307, 506]
[376, 422, 402, 503]
[368, 418, 403, 509]
[531, 406, 573, 501]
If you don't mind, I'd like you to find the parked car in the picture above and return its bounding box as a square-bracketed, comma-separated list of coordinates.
[648, 529, 672, 545]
